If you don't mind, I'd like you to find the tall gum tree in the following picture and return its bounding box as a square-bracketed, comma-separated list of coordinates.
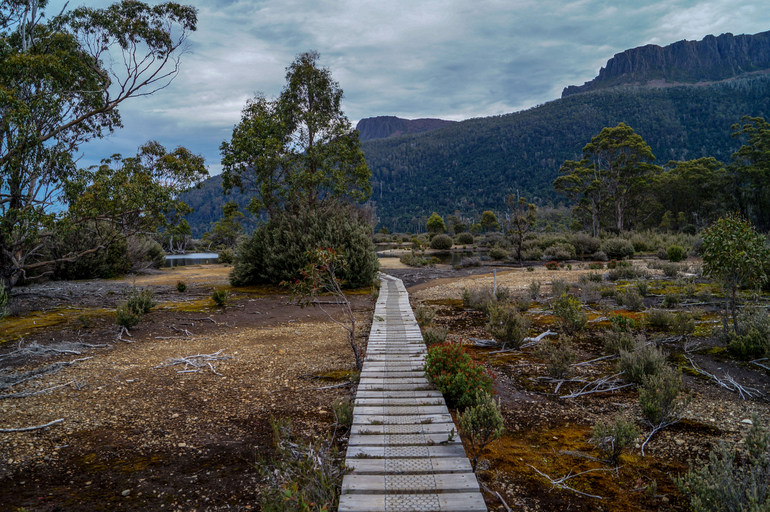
[220, 51, 371, 217]
[0, 0, 199, 290]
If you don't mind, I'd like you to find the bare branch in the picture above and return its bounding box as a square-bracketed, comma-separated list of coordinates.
[0, 418, 64, 432]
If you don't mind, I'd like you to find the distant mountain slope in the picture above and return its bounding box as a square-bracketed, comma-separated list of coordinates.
[563, 30, 770, 97]
[362, 74, 770, 231]
[356, 116, 456, 141]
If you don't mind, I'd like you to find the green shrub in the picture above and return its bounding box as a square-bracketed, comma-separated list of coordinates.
[458, 391, 504, 470]
[126, 288, 155, 315]
[522, 247, 544, 261]
[51, 228, 131, 280]
[424, 344, 494, 410]
[456, 232, 474, 245]
[619, 343, 666, 384]
[430, 234, 453, 250]
[528, 280, 541, 300]
[676, 416, 770, 512]
[607, 266, 649, 281]
[610, 313, 639, 332]
[458, 256, 481, 267]
[569, 233, 601, 258]
[553, 293, 587, 333]
[212, 289, 230, 307]
[639, 366, 688, 428]
[462, 287, 494, 312]
[487, 303, 529, 349]
[176, 281, 187, 293]
[667, 245, 686, 263]
[636, 280, 649, 297]
[580, 282, 602, 303]
[115, 302, 142, 328]
[218, 248, 235, 264]
[579, 272, 603, 284]
[591, 415, 640, 465]
[332, 397, 354, 429]
[535, 337, 577, 378]
[489, 247, 509, 260]
[422, 327, 448, 346]
[545, 260, 560, 270]
[602, 330, 637, 355]
[551, 278, 569, 297]
[513, 294, 531, 312]
[728, 307, 770, 359]
[543, 242, 576, 261]
[646, 309, 675, 331]
[400, 252, 439, 267]
[601, 238, 635, 260]
[415, 306, 436, 327]
[230, 206, 379, 289]
[673, 312, 696, 338]
[664, 293, 681, 308]
[660, 262, 681, 278]
[588, 262, 604, 270]
[617, 287, 645, 311]
[260, 419, 346, 512]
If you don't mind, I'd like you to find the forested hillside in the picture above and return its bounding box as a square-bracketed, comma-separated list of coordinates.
[362, 73, 770, 231]
[182, 73, 770, 234]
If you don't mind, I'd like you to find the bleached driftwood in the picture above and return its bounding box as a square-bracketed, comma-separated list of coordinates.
[0, 357, 92, 391]
[153, 350, 232, 376]
[559, 372, 633, 399]
[0, 380, 78, 400]
[0, 418, 64, 433]
[527, 464, 613, 499]
[684, 354, 761, 400]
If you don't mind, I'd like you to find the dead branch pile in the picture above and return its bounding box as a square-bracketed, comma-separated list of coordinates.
[152, 350, 232, 376]
[0, 357, 93, 392]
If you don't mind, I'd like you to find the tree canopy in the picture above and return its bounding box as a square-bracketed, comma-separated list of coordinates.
[220, 51, 371, 216]
[0, 0, 200, 289]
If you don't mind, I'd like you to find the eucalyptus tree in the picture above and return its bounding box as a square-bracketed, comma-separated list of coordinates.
[555, 123, 660, 233]
[730, 116, 770, 231]
[220, 51, 371, 216]
[0, 0, 199, 290]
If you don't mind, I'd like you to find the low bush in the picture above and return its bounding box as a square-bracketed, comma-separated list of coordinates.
[591, 415, 639, 465]
[176, 281, 187, 293]
[217, 248, 234, 264]
[610, 313, 639, 332]
[579, 272, 603, 284]
[528, 280, 541, 300]
[607, 267, 649, 281]
[667, 245, 686, 262]
[664, 293, 681, 308]
[332, 397, 354, 429]
[728, 307, 770, 359]
[551, 278, 569, 298]
[660, 262, 681, 278]
[676, 416, 770, 512]
[646, 309, 675, 331]
[673, 312, 696, 337]
[545, 260, 560, 270]
[424, 344, 494, 410]
[535, 337, 577, 379]
[592, 250, 608, 261]
[636, 280, 649, 297]
[115, 302, 142, 329]
[601, 238, 635, 260]
[617, 287, 645, 311]
[458, 391, 504, 470]
[230, 206, 378, 289]
[619, 343, 666, 384]
[543, 242, 576, 261]
[487, 303, 529, 349]
[458, 256, 481, 267]
[588, 262, 604, 269]
[430, 234, 453, 250]
[488, 247, 509, 260]
[513, 294, 531, 312]
[553, 293, 587, 334]
[212, 289, 229, 307]
[580, 282, 602, 303]
[569, 233, 601, 258]
[126, 288, 155, 315]
[640, 366, 688, 428]
[400, 253, 439, 267]
[522, 247, 544, 261]
[415, 306, 436, 327]
[422, 326, 448, 346]
[456, 232, 474, 245]
[602, 330, 638, 355]
[259, 419, 346, 511]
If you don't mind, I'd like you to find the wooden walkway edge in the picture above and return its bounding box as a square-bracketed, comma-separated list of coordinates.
[339, 274, 487, 512]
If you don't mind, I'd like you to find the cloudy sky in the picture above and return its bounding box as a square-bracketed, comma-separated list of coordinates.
[52, 0, 770, 174]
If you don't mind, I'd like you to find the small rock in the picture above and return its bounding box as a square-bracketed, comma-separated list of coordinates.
[122, 489, 130, 496]
[171, 413, 179, 419]
[674, 438, 685, 446]
[741, 418, 753, 425]
[178, 442, 186, 447]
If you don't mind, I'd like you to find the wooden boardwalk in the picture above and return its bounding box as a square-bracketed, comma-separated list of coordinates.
[339, 274, 487, 512]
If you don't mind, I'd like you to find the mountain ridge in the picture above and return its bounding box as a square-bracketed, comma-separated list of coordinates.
[563, 30, 770, 97]
[355, 116, 456, 141]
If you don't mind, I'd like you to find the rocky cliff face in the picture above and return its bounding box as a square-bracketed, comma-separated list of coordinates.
[563, 30, 770, 97]
[355, 116, 456, 141]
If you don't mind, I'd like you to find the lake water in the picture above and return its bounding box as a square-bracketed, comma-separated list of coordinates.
[164, 252, 219, 267]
